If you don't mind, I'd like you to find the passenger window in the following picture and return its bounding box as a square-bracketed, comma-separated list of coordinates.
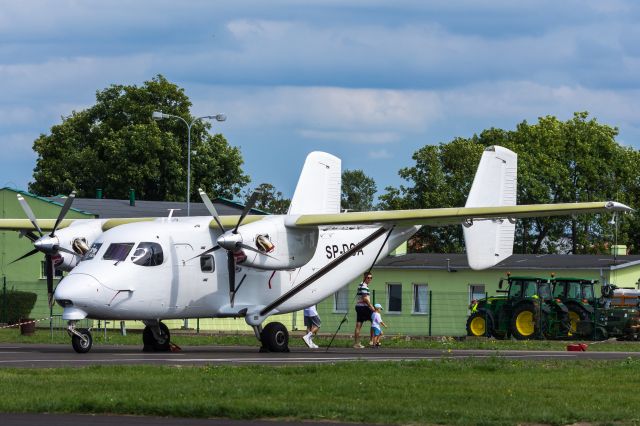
[200, 255, 215, 273]
[131, 242, 164, 266]
[103, 243, 134, 261]
[82, 243, 103, 261]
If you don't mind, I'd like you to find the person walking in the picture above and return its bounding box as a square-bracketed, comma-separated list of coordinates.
[302, 304, 321, 349]
[353, 272, 375, 348]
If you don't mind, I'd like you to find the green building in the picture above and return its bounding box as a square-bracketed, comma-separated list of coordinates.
[310, 250, 640, 338]
[0, 188, 94, 321]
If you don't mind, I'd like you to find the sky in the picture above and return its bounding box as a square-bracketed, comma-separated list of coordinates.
[1, 0, 639, 201]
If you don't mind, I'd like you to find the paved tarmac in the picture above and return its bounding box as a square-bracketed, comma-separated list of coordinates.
[1, 342, 639, 368]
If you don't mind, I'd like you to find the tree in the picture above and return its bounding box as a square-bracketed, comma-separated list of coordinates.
[29, 75, 249, 201]
[245, 183, 290, 214]
[341, 169, 377, 212]
[380, 113, 638, 254]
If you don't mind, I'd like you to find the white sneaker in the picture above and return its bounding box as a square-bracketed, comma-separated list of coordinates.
[310, 341, 319, 349]
[302, 334, 312, 348]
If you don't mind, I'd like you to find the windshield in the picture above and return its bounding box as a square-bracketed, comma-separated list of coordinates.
[131, 242, 164, 266]
[103, 243, 135, 262]
[582, 284, 595, 300]
[538, 283, 552, 299]
[82, 243, 103, 261]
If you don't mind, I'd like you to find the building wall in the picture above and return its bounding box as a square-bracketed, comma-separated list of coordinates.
[312, 264, 640, 338]
[1, 189, 93, 321]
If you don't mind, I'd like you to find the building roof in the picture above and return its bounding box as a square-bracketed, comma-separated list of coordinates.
[46, 196, 267, 218]
[0, 187, 94, 216]
[378, 253, 640, 272]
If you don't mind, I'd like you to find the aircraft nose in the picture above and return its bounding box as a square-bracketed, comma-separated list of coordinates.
[54, 273, 104, 308]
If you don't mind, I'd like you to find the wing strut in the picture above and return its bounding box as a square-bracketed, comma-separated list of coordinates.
[259, 226, 390, 317]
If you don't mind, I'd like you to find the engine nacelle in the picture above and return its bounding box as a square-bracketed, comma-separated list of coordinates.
[234, 217, 318, 270]
[52, 220, 106, 271]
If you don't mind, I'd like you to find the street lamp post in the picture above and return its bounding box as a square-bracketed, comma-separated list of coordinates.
[152, 111, 226, 216]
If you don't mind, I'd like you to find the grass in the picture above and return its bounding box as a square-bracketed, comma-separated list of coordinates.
[1, 359, 640, 425]
[2, 327, 640, 352]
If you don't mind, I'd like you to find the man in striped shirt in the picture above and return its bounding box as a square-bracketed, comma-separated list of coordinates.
[353, 272, 375, 348]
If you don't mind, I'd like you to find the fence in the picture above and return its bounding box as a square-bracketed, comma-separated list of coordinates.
[1, 277, 473, 338]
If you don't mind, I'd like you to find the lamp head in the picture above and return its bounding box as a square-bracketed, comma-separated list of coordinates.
[152, 111, 165, 120]
[214, 113, 226, 122]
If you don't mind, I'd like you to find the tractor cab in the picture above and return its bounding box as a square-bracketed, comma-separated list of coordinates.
[551, 277, 597, 335]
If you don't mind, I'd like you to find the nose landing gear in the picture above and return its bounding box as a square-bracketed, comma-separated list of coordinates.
[67, 320, 93, 354]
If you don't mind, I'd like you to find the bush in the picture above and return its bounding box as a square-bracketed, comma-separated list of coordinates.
[0, 290, 37, 324]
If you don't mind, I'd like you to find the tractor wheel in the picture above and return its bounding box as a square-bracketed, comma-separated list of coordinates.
[510, 304, 542, 340]
[466, 310, 493, 337]
[566, 305, 590, 336]
[594, 326, 608, 341]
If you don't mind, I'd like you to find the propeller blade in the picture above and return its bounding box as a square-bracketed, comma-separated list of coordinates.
[230, 274, 247, 306]
[17, 194, 43, 236]
[51, 191, 76, 236]
[227, 251, 236, 306]
[45, 254, 54, 307]
[19, 230, 39, 242]
[233, 189, 260, 234]
[198, 188, 226, 232]
[186, 245, 221, 262]
[9, 248, 40, 265]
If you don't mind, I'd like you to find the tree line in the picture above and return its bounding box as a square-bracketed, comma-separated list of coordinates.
[29, 76, 640, 254]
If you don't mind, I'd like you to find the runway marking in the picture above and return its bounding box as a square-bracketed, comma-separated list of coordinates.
[0, 353, 583, 365]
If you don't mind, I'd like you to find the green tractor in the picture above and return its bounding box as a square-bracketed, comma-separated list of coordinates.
[551, 278, 640, 340]
[466, 275, 570, 340]
[550, 277, 596, 335]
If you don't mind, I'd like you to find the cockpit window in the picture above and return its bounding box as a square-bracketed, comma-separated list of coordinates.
[82, 243, 103, 261]
[103, 243, 135, 262]
[131, 242, 164, 266]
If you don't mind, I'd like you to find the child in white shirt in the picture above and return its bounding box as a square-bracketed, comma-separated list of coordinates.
[370, 303, 387, 347]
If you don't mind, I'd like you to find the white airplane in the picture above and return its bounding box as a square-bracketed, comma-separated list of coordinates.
[0, 146, 631, 353]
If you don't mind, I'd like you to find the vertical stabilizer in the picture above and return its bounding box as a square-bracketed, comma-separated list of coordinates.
[463, 146, 517, 269]
[288, 152, 341, 215]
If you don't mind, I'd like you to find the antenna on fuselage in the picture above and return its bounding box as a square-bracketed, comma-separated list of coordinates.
[167, 209, 181, 219]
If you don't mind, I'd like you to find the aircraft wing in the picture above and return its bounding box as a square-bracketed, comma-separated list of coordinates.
[291, 201, 632, 228]
[0, 216, 267, 232]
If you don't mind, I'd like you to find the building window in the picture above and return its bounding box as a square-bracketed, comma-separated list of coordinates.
[334, 287, 349, 313]
[413, 284, 428, 314]
[469, 284, 485, 303]
[387, 283, 402, 313]
[40, 261, 63, 279]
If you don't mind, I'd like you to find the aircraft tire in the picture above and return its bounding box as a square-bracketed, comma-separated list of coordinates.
[142, 322, 171, 352]
[261, 322, 289, 352]
[71, 328, 93, 354]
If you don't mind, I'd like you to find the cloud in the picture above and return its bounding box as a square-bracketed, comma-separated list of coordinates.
[368, 149, 392, 159]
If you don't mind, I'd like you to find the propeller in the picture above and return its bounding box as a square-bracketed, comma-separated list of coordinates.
[197, 188, 264, 307]
[11, 191, 77, 304]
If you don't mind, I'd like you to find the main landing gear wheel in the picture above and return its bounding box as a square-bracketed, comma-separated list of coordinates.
[260, 322, 289, 352]
[71, 328, 93, 354]
[142, 322, 171, 352]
